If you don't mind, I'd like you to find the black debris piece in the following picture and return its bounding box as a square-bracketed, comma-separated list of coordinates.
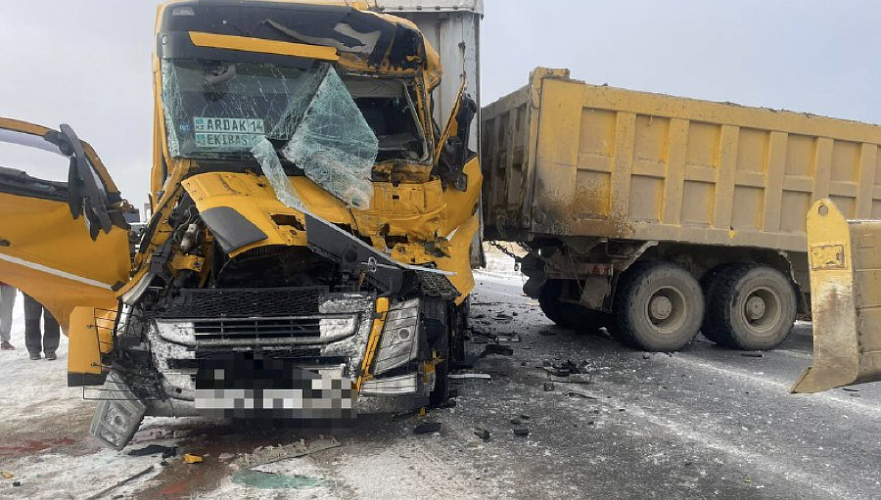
[439, 399, 458, 409]
[741, 353, 764, 358]
[568, 392, 598, 400]
[479, 344, 515, 359]
[513, 427, 530, 437]
[127, 444, 177, 458]
[544, 382, 555, 392]
[474, 428, 491, 441]
[414, 422, 442, 435]
[511, 417, 522, 425]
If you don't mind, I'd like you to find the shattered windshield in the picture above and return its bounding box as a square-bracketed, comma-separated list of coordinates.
[161, 59, 427, 163]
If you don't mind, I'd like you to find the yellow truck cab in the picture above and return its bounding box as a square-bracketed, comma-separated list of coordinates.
[0, 0, 482, 449]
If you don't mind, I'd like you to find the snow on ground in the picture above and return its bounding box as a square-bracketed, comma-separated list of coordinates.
[0, 295, 166, 500]
[1, 254, 880, 499]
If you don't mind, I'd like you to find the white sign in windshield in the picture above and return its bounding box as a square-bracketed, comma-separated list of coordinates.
[193, 117, 266, 150]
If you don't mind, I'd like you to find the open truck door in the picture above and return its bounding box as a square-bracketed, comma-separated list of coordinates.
[792, 199, 881, 393]
[0, 118, 132, 385]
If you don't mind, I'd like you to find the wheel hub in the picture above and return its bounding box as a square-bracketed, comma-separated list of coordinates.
[746, 295, 767, 321]
[649, 295, 674, 321]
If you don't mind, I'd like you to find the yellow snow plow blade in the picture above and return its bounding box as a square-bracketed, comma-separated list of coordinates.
[792, 199, 881, 393]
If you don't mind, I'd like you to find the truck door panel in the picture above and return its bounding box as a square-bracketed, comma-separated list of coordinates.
[0, 119, 131, 331]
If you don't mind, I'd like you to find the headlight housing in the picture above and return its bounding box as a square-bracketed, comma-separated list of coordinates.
[373, 299, 420, 375]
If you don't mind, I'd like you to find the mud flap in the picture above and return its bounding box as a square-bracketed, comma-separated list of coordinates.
[791, 199, 881, 393]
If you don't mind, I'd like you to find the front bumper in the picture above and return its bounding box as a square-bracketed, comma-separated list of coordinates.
[142, 288, 430, 417]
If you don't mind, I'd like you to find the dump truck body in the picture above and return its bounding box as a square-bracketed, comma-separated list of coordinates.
[0, 0, 481, 449]
[483, 68, 881, 352]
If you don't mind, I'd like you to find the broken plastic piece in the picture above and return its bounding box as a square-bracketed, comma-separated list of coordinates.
[449, 373, 491, 380]
[183, 454, 204, 464]
[235, 438, 340, 469]
[1, 471, 13, 480]
[282, 67, 378, 210]
[89, 371, 147, 450]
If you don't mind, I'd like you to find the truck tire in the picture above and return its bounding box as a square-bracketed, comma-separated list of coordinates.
[539, 280, 609, 334]
[706, 265, 797, 351]
[614, 262, 704, 352]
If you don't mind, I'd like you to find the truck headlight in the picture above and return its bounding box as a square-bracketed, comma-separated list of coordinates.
[373, 299, 420, 375]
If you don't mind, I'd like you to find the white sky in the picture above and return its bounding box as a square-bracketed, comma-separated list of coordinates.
[1, 0, 880, 210]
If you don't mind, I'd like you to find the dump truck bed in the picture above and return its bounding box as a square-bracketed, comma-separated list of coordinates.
[482, 68, 881, 253]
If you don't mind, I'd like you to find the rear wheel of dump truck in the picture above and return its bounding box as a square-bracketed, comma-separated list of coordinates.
[614, 263, 704, 352]
[705, 265, 797, 351]
[539, 280, 610, 333]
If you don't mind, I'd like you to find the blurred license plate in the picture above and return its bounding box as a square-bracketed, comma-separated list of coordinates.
[194, 356, 355, 420]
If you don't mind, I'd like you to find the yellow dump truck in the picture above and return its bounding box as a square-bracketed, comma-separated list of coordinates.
[0, 0, 482, 449]
[483, 68, 881, 352]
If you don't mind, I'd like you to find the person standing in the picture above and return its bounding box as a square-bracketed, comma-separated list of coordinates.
[0, 281, 15, 351]
[24, 294, 60, 361]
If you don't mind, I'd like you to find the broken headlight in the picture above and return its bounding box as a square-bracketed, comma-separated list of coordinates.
[373, 299, 420, 375]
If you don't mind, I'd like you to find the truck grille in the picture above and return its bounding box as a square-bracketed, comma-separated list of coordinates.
[153, 287, 326, 320]
[192, 317, 322, 344]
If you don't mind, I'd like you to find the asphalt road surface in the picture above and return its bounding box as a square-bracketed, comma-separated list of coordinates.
[1, 271, 879, 499]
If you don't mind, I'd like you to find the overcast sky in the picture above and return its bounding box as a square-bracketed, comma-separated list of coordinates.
[2, 0, 880, 211]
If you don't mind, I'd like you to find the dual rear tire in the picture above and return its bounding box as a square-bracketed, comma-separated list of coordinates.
[538, 262, 797, 353]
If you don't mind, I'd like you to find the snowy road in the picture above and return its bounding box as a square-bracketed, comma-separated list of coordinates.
[1, 271, 880, 499]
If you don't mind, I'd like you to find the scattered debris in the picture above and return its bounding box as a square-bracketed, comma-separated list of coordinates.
[542, 360, 589, 378]
[183, 454, 204, 464]
[127, 444, 177, 458]
[544, 382, 555, 392]
[236, 438, 341, 469]
[414, 422, 442, 435]
[85, 466, 155, 500]
[438, 399, 458, 409]
[12, 481, 21, 487]
[474, 428, 491, 441]
[568, 392, 598, 400]
[479, 344, 515, 359]
[450, 373, 492, 380]
[231, 470, 324, 490]
[513, 427, 530, 437]
[1, 471, 13, 480]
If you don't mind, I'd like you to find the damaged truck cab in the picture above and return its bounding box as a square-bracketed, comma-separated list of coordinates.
[1, 0, 482, 450]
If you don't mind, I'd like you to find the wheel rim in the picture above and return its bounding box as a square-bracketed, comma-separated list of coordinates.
[739, 286, 783, 335]
[645, 286, 688, 334]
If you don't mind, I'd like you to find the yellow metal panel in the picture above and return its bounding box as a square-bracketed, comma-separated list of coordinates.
[189, 32, 340, 61]
[435, 214, 480, 305]
[357, 297, 388, 392]
[0, 194, 130, 331]
[792, 199, 881, 393]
